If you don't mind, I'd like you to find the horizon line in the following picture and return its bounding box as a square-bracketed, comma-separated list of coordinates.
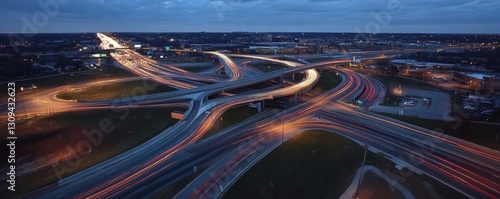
[0, 31, 499, 35]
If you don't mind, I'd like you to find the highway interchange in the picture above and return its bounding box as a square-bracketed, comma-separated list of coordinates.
[25, 33, 500, 199]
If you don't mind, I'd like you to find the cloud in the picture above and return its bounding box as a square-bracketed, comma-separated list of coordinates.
[0, 0, 498, 33]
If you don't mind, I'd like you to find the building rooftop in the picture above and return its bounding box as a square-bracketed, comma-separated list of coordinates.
[462, 73, 492, 80]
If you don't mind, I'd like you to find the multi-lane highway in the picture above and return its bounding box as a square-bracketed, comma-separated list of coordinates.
[25, 33, 500, 199]
[177, 70, 499, 199]
[28, 36, 324, 198]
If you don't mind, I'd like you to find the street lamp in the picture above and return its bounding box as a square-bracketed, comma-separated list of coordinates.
[355, 144, 369, 199]
[219, 117, 223, 130]
[33, 87, 37, 99]
[453, 91, 458, 105]
[281, 122, 285, 144]
[22, 99, 27, 117]
[63, 130, 73, 176]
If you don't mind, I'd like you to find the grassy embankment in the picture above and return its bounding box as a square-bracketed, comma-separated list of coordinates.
[0, 107, 185, 197]
[56, 79, 176, 101]
[224, 131, 466, 199]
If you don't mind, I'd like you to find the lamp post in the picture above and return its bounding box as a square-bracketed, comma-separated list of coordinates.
[454, 91, 458, 105]
[33, 87, 37, 99]
[281, 122, 285, 144]
[22, 99, 27, 117]
[219, 117, 223, 130]
[63, 130, 72, 176]
[354, 145, 368, 199]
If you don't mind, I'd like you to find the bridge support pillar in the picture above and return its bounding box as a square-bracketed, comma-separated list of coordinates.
[292, 73, 295, 80]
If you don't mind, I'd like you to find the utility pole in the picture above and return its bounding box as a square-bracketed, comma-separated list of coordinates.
[281, 122, 285, 144]
[22, 99, 27, 117]
[355, 145, 368, 199]
[219, 117, 223, 130]
[64, 131, 72, 176]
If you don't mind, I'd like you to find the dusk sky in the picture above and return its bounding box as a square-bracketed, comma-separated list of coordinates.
[1, 0, 499, 33]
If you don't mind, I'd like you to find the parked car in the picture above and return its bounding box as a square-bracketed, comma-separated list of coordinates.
[404, 99, 415, 106]
[463, 105, 475, 110]
[423, 98, 431, 105]
[481, 109, 493, 114]
[480, 112, 493, 117]
[481, 100, 492, 104]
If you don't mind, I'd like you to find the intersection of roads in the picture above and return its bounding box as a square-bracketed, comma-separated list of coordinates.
[23, 33, 500, 199]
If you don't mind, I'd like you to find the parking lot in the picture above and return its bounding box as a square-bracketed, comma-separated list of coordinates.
[371, 87, 454, 121]
[462, 96, 495, 120]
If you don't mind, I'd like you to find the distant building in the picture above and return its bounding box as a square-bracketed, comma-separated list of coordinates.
[454, 72, 492, 91]
[437, 48, 465, 53]
[80, 44, 100, 51]
[253, 42, 296, 48]
[392, 59, 417, 65]
[392, 59, 456, 70]
[483, 76, 500, 94]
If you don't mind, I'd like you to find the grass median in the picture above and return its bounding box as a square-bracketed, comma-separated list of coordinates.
[312, 70, 343, 92]
[180, 66, 214, 73]
[375, 112, 499, 150]
[0, 68, 137, 99]
[201, 106, 261, 141]
[5, 68, 135, 88]
[56, 79, 177, 101]
[250, 63, 287, 72]
[224, 131, 365, 198]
